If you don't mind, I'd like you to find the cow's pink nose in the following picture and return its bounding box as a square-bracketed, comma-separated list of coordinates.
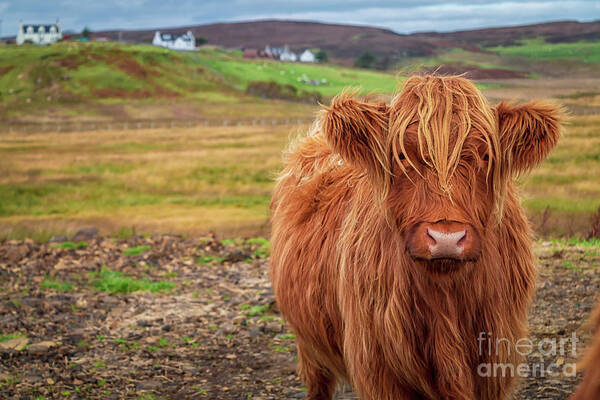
[406, 220, 481, 262]
[426, 228, 466, 259]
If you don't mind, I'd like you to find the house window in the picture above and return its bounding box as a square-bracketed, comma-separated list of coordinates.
[27, 26, 34, 34]
[39, 26, 45, 33]
[50, 26, 56, 33]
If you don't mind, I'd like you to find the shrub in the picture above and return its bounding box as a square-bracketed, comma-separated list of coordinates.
[245, 81, 322, 104]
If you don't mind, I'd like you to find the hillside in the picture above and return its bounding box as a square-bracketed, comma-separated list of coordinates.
[0, 42, 399, 122]
[94, 19, 600, 63]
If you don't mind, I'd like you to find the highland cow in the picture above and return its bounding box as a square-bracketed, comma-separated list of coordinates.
[571, 302, 600, 400]
[270, 75, 564, 400]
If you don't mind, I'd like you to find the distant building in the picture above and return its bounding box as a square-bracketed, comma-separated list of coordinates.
[243, 49, 259, 58]
[16, 21, 62, 45]
[299, 49, 316, 63]
[152, 30, 195, 50]
[265, 45, 284, 58]
[279, 46, 297, 62]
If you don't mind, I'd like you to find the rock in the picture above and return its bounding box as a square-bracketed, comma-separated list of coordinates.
[264, 323, 283, 334]
[71, 227, 98, 242]
[49, 235, 69, 243]
[249, 326, 263, 339]
[136, 380, 160, 390]
[224, 250, 250, 263]
[0, 337, 29, 352]
[27, 340, 57, 354]
[222, 324, 236, 334]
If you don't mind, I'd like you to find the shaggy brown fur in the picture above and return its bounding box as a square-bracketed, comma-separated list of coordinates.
[270, 75, 564, 400]
[571, 302, 600, 400]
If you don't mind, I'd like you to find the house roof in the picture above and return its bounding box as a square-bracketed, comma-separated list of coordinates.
[22, 24, 59, 33]
[158, 32, 193, 42]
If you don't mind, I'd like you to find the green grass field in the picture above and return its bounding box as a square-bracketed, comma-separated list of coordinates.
[488, 38, 600, 63]
[189, 48, 401, 96]
[0, 42, 401, 110]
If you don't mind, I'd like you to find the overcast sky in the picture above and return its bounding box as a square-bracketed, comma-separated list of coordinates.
[1, 1, 598, 37]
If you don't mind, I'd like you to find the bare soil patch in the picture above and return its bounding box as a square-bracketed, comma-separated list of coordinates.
[0, 236, 598, 399]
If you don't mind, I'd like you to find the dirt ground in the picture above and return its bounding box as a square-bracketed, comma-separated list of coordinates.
[0, 235, 598, 399]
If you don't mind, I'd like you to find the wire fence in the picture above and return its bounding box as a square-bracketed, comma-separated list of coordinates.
[0, 117, 314, 134]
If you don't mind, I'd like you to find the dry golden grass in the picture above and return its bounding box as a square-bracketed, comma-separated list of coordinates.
[1, 80, 598, 240]
[0, 123, 309, 239]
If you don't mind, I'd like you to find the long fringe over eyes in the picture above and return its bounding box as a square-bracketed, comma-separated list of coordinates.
[389, 75, 503, 218]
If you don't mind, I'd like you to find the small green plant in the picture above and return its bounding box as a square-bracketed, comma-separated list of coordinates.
[123, 245, 151, 256]
[41, 277, 73, 292]
[158, 337, 169, 347]
[93, 361, 106, 369]
[90, 266, 175, 294]
[247, 237, 270, 258]
[196, 255, 225, 265]
[278, 333, 296, 340]
[0, 333, 26, 342]
[97, 379, 106, 387]
[273, 345, 291, 353]
[260, 315, 275, 322]
[248, 304, 269, 317]
[50, 241, 88, 250]
[96, 335, 105, 341]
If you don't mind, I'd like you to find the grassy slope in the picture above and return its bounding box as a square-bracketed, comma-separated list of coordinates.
[488, 38, 600, 63]
[0, 42, 400, 112]
[189, 48, 401, 96]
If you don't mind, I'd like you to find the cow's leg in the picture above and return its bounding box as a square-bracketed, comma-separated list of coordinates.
[297, 346, 336, 400]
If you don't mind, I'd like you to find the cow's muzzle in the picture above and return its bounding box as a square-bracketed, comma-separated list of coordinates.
[407, 220, 481, 262]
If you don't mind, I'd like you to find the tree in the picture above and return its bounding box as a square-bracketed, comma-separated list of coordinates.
[315, 49, 328, 63]
[195, 37, 207, 47]
[81, 27, 91, 38]
[354, 52, 376, 69]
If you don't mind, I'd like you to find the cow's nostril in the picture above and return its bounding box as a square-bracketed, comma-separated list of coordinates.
[426, 228, 436, 243]
[426, 228, 467, 259]
[457, 231, 467, 246]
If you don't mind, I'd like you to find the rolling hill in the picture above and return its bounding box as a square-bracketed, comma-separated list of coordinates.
[0, 42, 401, 122]
[94, 19, 600, 64]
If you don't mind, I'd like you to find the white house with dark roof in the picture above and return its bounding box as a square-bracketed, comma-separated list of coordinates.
[279, 46, 297, 62]
[299, 49, 316, 63]
[16, 21, 62, 45]
[152, 31, 195, 50]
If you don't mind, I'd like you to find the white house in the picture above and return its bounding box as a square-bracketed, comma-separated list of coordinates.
[16, 21, 62, 45]
[152, 31, 195, 50]
[279, 46, 297, 62]
[299, 49, 316, 63]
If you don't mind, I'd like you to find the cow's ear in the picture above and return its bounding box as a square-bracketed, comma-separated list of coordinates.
[322, 92, 390, 181]
[496, 100, 564, 174]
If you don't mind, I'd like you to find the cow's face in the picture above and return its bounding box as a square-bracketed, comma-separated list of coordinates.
[322, 76, 563, 273]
